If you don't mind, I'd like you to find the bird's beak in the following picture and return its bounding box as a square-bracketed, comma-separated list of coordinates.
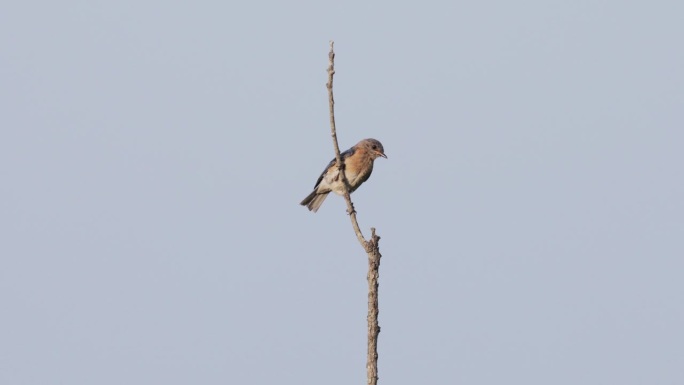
[378, 152, 387, 159]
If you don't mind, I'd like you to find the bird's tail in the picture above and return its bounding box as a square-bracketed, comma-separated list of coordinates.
[300, 191, 329, 213]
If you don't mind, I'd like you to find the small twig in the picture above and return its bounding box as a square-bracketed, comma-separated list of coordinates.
[326, 42, 343, 172]
[326, 40, 383, 385]
[326, 41, 367, 249]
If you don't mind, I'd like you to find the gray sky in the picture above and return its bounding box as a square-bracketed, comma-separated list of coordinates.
[2, 1, 683, 384]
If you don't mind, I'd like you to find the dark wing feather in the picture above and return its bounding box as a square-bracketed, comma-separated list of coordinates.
[313, 147, 356, 189]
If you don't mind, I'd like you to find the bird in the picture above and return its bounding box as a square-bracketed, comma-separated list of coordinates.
[300, 138, 387, 212]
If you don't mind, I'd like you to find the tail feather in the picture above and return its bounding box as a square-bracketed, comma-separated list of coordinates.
[300, 191, 329, 213]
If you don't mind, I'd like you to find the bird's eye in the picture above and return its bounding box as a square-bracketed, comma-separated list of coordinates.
[372, 145, 377, 150]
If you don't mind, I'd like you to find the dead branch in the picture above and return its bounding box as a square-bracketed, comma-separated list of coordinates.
[325, 40, 383, 385]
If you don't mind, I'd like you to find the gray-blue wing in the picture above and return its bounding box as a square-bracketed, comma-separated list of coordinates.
[313, 147, 356, 189]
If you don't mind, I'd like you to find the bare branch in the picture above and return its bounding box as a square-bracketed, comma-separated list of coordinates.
[326, 41, 343, 171]
[366, 228, 381, 385]
[325, 41, 383, 385]
[326, 41, 367, 249]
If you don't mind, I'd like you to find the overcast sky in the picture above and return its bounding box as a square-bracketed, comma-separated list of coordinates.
[2, 1, 683, 384]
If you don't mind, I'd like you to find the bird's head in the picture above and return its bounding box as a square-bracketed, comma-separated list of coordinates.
[360, 138, 387, 160]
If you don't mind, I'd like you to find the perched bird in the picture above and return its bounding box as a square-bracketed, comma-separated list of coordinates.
[300, 138, 387, 212]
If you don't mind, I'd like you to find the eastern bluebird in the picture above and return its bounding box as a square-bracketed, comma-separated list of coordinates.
[300, 138, 387, 212]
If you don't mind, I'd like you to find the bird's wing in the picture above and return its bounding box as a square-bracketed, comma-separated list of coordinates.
[313, 147, 356, 189]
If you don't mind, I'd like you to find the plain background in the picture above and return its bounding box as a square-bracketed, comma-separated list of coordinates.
[2, 1, 682, 384]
